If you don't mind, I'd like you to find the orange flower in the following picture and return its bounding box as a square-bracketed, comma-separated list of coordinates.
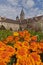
[0, 30, 43, 65]
[14, 41, 22, 49]
[0, 51, 10, 63]
[31, 36, 37, 41]
[40, 62, 43, 65]
[30, 41, 38, 51]
[14, 37, 20, 42]
[17, 58, 26, 65]
[17, 48, 25, 56]
[6, 36, 14, 42]
[24, 36, 31, 42]
[30, 52, 41, 62]
[23, 30, 29, 34]
[26, 32, 30, 37]
[23, 30, 30, 37]
[16, 47, 27, 58]
[19, 31, 25, 38]
[29, 53, 41, 65]
[16, 57, 33, 65]
[39, 42, 43, 49]
[0, 41, 6, 51]
[0, 60, 6, 65]
[3, 40, 8, 44]
[6, 46, 15, 56]
[22, 41, 29, 47]
[27, 55, 35, 65]
[22, 41, 30, 50]
[38, 42, 43, 52]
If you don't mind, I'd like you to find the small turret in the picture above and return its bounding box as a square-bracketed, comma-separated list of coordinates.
[16, 16, 19, 21]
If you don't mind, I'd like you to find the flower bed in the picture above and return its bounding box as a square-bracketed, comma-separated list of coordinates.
[0, 30, 43, 65]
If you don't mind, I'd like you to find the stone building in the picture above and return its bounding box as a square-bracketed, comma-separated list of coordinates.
[27, 16, 43, 32]
[0, 17, 19, 31]
[0, 8, 43, 32]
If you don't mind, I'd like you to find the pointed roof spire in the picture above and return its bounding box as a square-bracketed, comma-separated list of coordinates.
[20, 6, 25, 20]
[20, 7, 25, 15]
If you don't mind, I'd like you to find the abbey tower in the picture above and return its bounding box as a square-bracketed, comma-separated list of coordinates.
[16, 8, 25, 21]
[20, 8, 25, 20]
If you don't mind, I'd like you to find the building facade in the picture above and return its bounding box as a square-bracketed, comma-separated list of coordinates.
[0, 9, 43, 32]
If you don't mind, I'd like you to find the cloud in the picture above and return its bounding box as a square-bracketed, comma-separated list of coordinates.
[21, 0, 35, 9]
[7, 0, 35, 9]
[26, 0, 35, 8]
[7, 0, 18, 6]
[0, 0, 43, 20]
[0, 4, 21, 19]
[25, 7, 43, 18]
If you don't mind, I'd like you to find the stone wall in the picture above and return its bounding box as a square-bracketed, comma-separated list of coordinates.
[0, 22, 20, 31]
[0, 15, 43, 32]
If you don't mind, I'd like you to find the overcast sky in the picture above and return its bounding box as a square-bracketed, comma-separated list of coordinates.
[0, 0, 43, 20]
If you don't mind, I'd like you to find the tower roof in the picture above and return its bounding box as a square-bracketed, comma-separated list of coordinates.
[20, 8, 25, 15]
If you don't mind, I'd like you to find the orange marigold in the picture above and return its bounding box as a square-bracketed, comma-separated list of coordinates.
[30, 41, 38, 51]
[0, 41, 6, 51]
[0, 51, 10, 63]
[16, 47, 28, 58]
[19, 31, 25, 38]
[24, 36, 31, 42]
[14, 37, 20, 42]
[30, 52, 41, 62]
[0, 61, 6, 65]
[22, 41, 30, 50]
[6, 46, 15, 56]
[14, 41, 22, 49]
[6, 36, 14, 42]
[31, 36, 37, 41]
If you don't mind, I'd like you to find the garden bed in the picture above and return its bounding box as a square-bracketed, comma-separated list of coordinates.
[0, 30, 43, 65]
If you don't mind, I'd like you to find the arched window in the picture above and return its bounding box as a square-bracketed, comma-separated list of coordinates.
[0, 25, 6, 30]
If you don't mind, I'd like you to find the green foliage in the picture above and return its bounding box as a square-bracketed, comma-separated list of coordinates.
[7, 54, 17, 65]
[28, 30, 43, 41]
[0, 29, 43, 41]
[37, 32, 43, 42]
[7, 42, 14, 47]
[0, 30, 13, 41]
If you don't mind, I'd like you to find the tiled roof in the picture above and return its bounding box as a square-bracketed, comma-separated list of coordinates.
[0, 15, 43, 24]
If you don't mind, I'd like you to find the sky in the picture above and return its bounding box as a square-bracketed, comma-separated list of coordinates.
[0, 0, 43, 20]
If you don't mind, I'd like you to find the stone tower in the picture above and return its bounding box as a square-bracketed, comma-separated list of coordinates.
[20, 8, 25, 20]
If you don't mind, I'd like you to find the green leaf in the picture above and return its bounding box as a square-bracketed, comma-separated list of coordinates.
[7, 54, 17, 65]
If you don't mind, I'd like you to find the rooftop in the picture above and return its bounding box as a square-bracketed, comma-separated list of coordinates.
[0, 15, 43, 24]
